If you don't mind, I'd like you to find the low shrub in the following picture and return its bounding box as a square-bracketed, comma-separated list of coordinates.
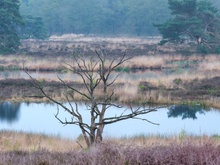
[0, 142, 219, 165]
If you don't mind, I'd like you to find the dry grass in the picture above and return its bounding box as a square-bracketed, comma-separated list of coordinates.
[113, 70, 208, 89]
[197, 55, 220, 71]
[19, 36, 160, 59]
[1, 53, 220, 73]
[1, 130, 220, 153]
[123, 55, 165, 69]
[108, 134, 220, 148]
[204, 97, 220, 108]
[23, 58, 62, 71]
[0, 131, 83, 152]
[115, 84, 140, 102]
[1, 142, 219, 164]
[0, 55, 63, 71]
[2, 39, 220, 106]
[199, 61, 220, 71]
[0, 132, 220, 164]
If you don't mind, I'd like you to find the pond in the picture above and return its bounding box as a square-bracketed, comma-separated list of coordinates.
[0, 102, 219, 139]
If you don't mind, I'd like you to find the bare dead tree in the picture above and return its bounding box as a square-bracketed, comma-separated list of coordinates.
[26, 50, 161, 148]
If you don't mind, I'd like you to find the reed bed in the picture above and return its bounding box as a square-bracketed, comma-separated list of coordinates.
[1, 53, 220, 72]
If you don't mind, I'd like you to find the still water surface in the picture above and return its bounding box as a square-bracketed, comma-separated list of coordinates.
[0, 102, 219, 139]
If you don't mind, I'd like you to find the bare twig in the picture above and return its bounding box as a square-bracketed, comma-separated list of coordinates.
[26, 50, 161, 147]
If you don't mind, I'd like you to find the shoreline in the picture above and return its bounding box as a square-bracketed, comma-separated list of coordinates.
[0, 38, 220, 107]
[0, 76, 220, 108]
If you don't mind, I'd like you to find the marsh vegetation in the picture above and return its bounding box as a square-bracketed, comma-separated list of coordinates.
[1, 36, 220, 108]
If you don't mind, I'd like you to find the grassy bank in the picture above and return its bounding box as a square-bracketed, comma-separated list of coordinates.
[1, 76, 220, 108]
[0, 131, 79, 152]
[2, 131, 220, 152]
[0, 131, 220, 164]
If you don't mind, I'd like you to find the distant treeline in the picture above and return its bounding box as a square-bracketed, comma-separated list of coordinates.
[19, 0, 220, 36]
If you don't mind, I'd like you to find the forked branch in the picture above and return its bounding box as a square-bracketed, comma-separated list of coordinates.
[26, 50, 161, 148]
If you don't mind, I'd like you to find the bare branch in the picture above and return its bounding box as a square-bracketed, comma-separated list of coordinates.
[55, 107, 91, 135]
[26, 49, 161, 147]
[99, 107, 159, 125]
[57, 76, 91, 100]
[132, 117, 159, 125]
[25, 70, 71, 112]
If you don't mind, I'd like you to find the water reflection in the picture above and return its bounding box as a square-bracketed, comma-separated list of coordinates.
[0, 102, 21, 123]
[168, 104, 207, 120]
[0, 102, 219, 139]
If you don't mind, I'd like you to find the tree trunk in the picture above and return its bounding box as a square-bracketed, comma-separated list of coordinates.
[96, 125, 104, 143]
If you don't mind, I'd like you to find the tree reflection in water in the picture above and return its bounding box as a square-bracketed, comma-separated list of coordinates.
[168, 104, 208, 120]
[0, 102, 21, 123]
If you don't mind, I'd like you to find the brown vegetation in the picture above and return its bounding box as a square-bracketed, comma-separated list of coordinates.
[1, 75, 220, 108]
[2, 52, 220, 72]
[1, 37, 220, 163]
[0, 131, 79, 152]
[1, 143, 220, 164]
[1, 37, 220, 107]
[0, 131, 220, 164]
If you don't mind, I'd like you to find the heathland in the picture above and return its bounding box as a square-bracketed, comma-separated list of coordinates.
[0, 131, 220, 164]
[1, 35, 220, 107]
[1, 36, 220, 164]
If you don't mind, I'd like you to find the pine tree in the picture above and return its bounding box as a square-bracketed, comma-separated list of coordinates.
[155, 0, 220, 53]
[0, 0, 22, 54]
